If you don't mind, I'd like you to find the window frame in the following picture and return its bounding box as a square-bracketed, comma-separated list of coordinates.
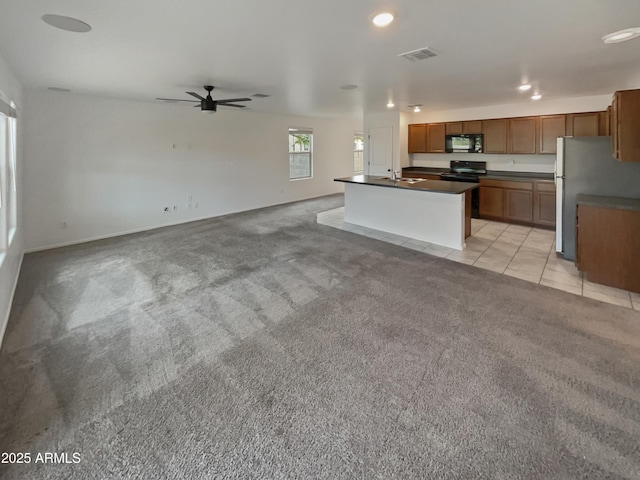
[288, 128, 313, 180]
[0, 97, 17, 260]
[354, 132, 364, 173]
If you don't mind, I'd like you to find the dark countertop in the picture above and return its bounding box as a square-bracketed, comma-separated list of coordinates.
[403, 166, 554, 181]
[335, 175, 478, 194]
[403, 166, 448, 174]
[576, 194, 640, 212]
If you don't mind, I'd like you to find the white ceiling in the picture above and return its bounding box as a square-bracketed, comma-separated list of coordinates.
[1, 0, 640, 118]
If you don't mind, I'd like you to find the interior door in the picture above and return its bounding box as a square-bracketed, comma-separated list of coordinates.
[368, 127, 393, 176]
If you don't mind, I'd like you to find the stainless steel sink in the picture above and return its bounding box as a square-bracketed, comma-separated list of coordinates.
[380, 177, 426, 184]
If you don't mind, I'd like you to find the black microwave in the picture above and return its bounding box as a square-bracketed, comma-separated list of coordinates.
[445, 134, 483, 153]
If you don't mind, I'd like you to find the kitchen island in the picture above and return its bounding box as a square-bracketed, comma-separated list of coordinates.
[334, 175, 478, 250]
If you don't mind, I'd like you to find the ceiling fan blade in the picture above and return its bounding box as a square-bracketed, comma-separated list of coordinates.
[186, 91, 205, 100]
[156, 97, 199, 102]
[218, 103, 247, 108]
[216, 98, 252, 103]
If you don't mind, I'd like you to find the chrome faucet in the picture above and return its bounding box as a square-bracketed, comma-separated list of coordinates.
[390, 169, 400, 181]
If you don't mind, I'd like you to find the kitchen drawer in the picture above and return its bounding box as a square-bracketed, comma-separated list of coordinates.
[479, 179, 533, 190]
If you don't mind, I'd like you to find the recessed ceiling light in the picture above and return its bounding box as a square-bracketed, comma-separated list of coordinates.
[387, 101, 395, 108]
[602, 27, 640, 44]
[41, 14, 92, 33]
[48, 87, 71, 92]
[518, 84, 532, 91]
[340, 84, 358, 90]
[531, 94, 542, 100]
[371, 11, 395, 27]
[413, 105, 421, 113]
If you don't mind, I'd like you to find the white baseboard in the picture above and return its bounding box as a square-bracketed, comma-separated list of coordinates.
[24, 192, 342, 253]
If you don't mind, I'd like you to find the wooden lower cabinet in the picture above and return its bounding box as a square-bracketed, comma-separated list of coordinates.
[577, 204, 640, 293]
[479, 186, 504, 217]
[479, 178, 555, 228]
[504, 189, 533, 222]
[533, 182, 556, 226]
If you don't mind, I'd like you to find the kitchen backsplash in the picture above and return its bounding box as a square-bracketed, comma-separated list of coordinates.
[411, 153, 555, 173]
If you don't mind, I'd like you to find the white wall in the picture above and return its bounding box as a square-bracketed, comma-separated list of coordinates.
[24, 92, 361, 251]
[403, 94, 613, 173]
[0, 53, 24, 346]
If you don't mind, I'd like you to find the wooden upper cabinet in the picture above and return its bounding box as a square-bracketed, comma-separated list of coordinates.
[426, 123, 446, 153]
[463, 120, 482, 134]
[446, 121, 482, 135]
[611, 99, 619, 159]
[482, 119, 509, 154]
[539, 115, 566, 154]
[611, 89, 640, 162]
[446, 122, 463, 134]
[509, 117, 537, 154]
[598, 111, 609, 136]
[408, 124, 427, 153]
[566, 112, 600, 137]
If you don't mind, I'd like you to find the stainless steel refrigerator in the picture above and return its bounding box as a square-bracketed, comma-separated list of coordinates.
[555, 136, 640, 261]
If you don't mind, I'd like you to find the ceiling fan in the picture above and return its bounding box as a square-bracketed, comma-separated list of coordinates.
[156, 85, 251, 113]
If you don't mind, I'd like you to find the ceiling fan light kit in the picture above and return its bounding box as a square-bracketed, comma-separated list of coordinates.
[156, 85, 252, 113]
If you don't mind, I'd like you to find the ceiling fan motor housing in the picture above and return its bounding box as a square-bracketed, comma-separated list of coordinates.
[202, 97, 217, 112]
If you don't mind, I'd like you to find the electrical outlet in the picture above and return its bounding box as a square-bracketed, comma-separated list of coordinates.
[194, 201, 199, 208]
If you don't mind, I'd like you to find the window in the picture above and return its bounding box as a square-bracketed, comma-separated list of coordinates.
[289, 128, 312, 179]
[354, 132, 364, 173]
[0, 97, 17, 257]
[7, 105, 17, 240]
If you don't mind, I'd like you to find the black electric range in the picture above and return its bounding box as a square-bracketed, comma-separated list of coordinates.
[440, 161, 486, 217]
[439, 160, 487, 182]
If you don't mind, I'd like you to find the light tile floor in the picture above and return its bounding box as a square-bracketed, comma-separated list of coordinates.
[317, 207, 639, 311]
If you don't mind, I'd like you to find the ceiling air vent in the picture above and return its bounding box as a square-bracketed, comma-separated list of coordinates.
[398, 47, 438, 62]
[252, 93, 270, 98]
